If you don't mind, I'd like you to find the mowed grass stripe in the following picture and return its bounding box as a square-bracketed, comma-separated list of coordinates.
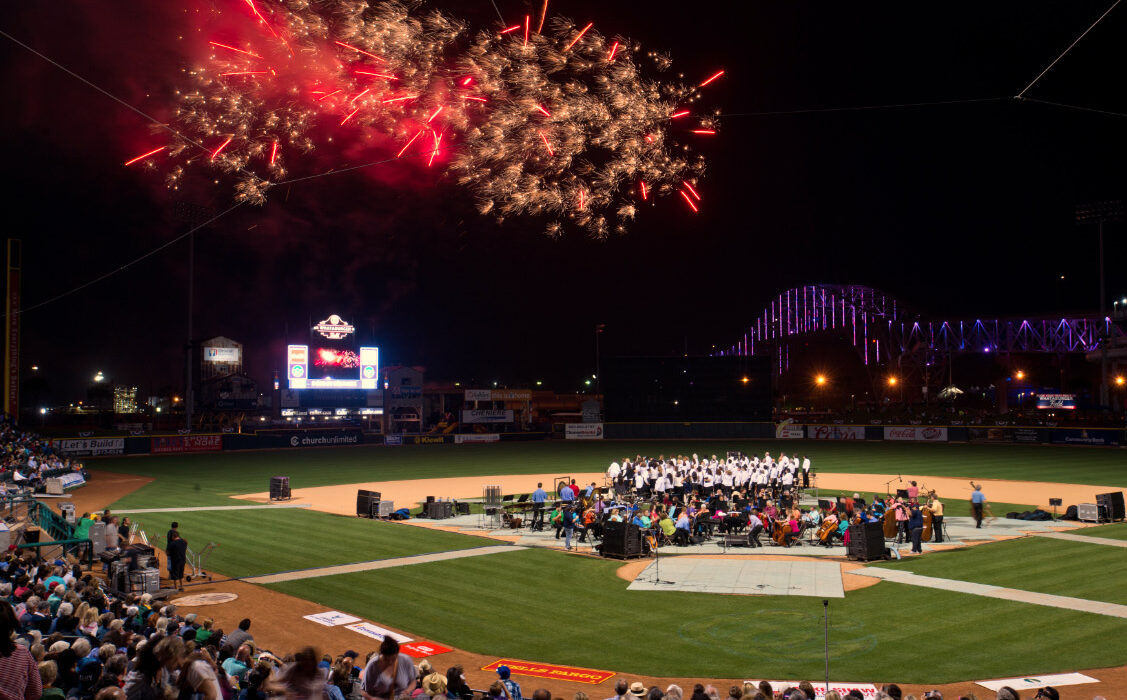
[100, 440, 1127, 510]
[128, 510, 489, 579]
[874, 536, 1127, 605]
[1072, 522, 1127, 540]
[264, 547, 1127, 683]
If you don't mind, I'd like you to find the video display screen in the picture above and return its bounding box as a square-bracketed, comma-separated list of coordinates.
[287, 314, 378, 390]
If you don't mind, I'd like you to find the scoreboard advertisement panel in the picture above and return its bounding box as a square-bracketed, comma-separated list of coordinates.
[288, 314, 379, 390]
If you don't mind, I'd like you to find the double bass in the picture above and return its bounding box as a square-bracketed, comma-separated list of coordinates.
[881, 507, 899, 539]
[921, 506, 934, 541]
[771, 518, 788, 546]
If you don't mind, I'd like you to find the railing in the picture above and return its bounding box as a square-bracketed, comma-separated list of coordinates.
[28, 500, 75, 542]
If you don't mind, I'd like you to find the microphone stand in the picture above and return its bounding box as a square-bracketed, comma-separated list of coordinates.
[650, 529, 675, 585]
[823, 599, 831, 696]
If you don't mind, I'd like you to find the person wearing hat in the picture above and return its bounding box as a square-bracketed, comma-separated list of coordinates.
[420, 670, 447, 698]
[628, 682, 647, 698]
[496, 665, 522, 700]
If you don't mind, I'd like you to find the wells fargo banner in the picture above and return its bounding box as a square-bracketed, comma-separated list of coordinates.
[481, 659, 614, 685]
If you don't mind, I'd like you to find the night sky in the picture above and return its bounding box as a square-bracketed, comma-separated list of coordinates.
[3, 1, 1125, 401]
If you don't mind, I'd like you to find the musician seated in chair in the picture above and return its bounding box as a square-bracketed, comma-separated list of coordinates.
[673, 510, 692, 546]
[819, 512, 841, 547]
[657, 511, 676, 545]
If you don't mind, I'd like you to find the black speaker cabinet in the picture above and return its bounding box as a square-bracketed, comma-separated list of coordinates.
[847, 522, 887, 561]
[600, 522, 644, 559]
[356, 489, 374, 516]
[1096, 492, 1125, 521]
[270, 476, 291, 501]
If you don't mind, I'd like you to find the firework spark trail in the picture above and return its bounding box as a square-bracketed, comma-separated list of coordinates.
[151, 0, 721, 237]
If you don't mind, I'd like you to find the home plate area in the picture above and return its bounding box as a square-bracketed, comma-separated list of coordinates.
[627, 558, 844, 598]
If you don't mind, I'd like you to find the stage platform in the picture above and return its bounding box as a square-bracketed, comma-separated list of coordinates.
[627, 557, 845, 598]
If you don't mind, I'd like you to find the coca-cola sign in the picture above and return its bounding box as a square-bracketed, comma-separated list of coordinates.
[883, 426, 947, 442]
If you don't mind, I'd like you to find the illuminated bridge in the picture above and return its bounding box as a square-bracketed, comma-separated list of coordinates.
[718, 284, 1127, 375]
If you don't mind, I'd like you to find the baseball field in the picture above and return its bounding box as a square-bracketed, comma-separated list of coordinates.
[77, 439, 1127, 696]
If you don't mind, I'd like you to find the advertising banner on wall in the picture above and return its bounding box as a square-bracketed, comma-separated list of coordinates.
[151, 435, 222, 454]
[285, 430, 363, 448]
[883, 426, 947, 442]
[454, 433, 501, 444]
[808, 425, 865, 440]
[775, 424, 804, 439]
[465, 389, 492, 402]
[1049, 428, 1122, 446]
[462, 410, 514, 424]
[565, 423, 604, 440]
[52, 438, 125, 456]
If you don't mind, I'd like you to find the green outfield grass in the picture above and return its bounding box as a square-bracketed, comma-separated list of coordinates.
[98, 440, 1127, 512]
[875, 536, 1127, 605]
[86, 441, 1127, 682]
[266, 546, 1127, 683]
[1072, 522, 1127, 540]
[124, 509, 488, 578]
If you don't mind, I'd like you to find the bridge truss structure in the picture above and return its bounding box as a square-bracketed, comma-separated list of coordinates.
[719, 284, 1126, 381]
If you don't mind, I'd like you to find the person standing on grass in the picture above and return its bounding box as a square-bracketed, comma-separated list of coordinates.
[970, 482, 987, 529]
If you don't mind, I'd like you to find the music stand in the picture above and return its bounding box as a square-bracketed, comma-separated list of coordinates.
[1048, 497, 1062, 519]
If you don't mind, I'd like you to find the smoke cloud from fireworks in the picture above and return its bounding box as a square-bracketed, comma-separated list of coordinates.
[128, 0, 723, 237]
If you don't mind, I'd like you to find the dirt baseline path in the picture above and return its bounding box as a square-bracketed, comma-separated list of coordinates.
[233, 472, 609, 514]
[813, 472, 1119, 509]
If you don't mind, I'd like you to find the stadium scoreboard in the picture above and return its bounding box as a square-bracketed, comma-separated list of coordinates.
[287, 314, 379, 390]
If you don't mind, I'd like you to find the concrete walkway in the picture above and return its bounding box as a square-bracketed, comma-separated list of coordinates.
[1032, 531, 1127, 548]
[243, 544, 524, 584]
[115, 504, 311, 514]
[853, 567, 1127, 618]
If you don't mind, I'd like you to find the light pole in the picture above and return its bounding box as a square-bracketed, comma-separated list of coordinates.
[172, 202, 214, 432]
[1076, 200, 1124, 408]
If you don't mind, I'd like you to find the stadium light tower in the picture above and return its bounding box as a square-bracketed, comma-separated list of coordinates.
[1076, 200, 1124, 407]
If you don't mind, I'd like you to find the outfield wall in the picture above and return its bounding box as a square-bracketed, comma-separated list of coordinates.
[48, 423, 1125, 459]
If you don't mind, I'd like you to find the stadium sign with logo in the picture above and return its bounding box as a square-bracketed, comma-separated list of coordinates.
[1035, 393, 1076, 410]
[312, 314, 356, 340]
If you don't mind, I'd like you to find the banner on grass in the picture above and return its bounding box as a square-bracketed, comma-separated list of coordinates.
[401, 641, 452, 658]
[344, 622, 412, 643]
[746, 682, 878, 700]
[303, 611, 361, 627]
[481, 659, 614, 685]
[975, 672, 1098, 692]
